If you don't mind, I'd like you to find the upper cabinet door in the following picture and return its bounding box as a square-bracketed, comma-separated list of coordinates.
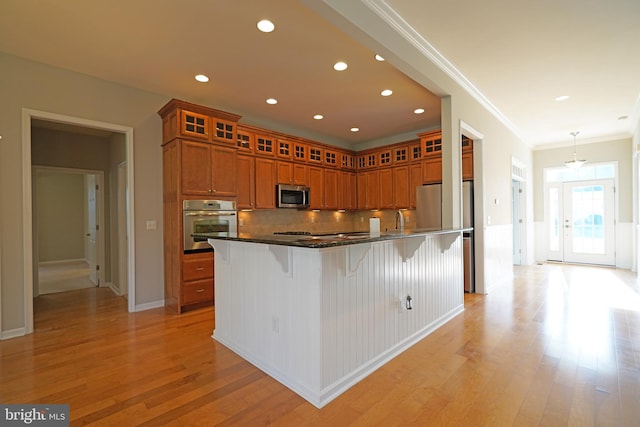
[211, 145, 237, 197]
[181, 140, 213, 195]
[181, 111, 209, 140]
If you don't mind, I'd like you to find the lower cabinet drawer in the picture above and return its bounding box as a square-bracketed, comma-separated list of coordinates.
[183, 254, 214, 282]
[182, 280, 214, 304]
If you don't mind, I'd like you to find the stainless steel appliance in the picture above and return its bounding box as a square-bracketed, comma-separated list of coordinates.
[415, 182, 474, 292]
[462, 181, 474, 292]
[183, 200, 237, 252]
[276, 184, 310, 208]
[415, 183, 442, 230]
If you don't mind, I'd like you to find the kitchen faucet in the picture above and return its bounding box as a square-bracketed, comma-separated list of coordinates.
[395, 210, 404, 232]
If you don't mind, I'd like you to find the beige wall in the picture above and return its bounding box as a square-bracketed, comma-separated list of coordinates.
[35, 171, 85, 262]
[533, 138, 633, 222]
[1, 52, 168, 333]
[32, 128, 114, 277]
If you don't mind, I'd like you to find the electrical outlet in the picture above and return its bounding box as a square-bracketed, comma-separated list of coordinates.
[238, 218, 244, 226]
[146, 220, 157, 230]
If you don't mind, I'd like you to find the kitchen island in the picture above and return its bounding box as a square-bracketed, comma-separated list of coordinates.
[207, 229, 466, 408]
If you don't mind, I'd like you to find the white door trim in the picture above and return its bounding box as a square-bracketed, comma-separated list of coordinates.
[22, 108, 136, 334]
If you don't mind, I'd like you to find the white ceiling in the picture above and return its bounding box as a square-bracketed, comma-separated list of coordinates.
[1, 0, 638, 149]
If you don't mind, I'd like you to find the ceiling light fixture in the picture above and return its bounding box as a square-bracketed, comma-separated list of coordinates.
[380, 89, 393, 97]
[565, 131, 586, 169]
[333, 61, 348, 71]
[350, 127, 359, 132]
[194, 74, 209, 83]
[414, 108, 425, 114]
[375, 54, 385, 61]
[555, 95, 570, 101]
[313, 114, 324, 120]
[266, 98, 278, 105]
[257, 19, 275, 33]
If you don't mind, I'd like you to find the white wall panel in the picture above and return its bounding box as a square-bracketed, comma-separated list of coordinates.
[210, 232, 465, 407]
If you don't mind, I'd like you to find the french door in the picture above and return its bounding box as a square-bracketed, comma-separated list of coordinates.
[547, 179, 615, 265]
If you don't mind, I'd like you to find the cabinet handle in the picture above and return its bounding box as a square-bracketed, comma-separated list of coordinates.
[195, 289, 205, 293]
[195, 267, 205, 271]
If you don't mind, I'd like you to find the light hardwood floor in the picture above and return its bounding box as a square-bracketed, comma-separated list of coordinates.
[1, 263, 639, 426]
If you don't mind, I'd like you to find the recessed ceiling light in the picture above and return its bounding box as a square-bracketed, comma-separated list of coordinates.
[195, 74, 209, 83]
[333, 61, 348, 71]
[381, 89, 393, 97]
[375, 54, 385, 61]
[350, 127, 359, 132]
[313, 114, 324, 120]
[414, 108, 425, 114]
[257, 19, 275, 33]
[555, 95, 570, 101]
[266, 98, 278, 105]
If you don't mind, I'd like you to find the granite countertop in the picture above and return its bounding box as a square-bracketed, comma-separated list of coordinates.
[198, 228, 472, 249]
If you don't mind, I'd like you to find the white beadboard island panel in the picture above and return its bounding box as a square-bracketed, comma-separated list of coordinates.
[209, 231, 464, 408]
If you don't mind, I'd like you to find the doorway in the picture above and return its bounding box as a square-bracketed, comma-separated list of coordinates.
[33, 167, 105, 295]
[22, 109, 136, 335]
[547, 179, 615, 265]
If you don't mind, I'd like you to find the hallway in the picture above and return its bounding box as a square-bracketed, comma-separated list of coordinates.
[1, 263, 638, 426]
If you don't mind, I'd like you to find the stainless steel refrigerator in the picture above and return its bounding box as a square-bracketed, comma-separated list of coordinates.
[415, 183, 442, 230]
[462, 181, 474, 293]
[415, 182, 474, 292]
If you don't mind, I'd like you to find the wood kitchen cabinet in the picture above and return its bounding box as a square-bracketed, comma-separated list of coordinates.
[254, 158, 276, 209]
[276, 161, 294, 184]
[357, 170, 379, 210]
[340, 171, 357, 210]
[393, 166, 410, 209]
[277, 139, 292, 159]
[378, 168, 394, 209]
[323, 168, 339, 209]
[159, 98, 241, 145]
[181, 251, 214, 306]
[293, 164, 308, 186]
[420, 130, 442, 157]
[236, 127, 254, 152]
[324, 149, 338, 168]
[378, 149, 393, 168]
[308, 166, 324, 209]
[236, 154, 255, 209]
[179, 140, 237, 197]
[211, 145, 237, 197]
[255, 133, 275, 157]
[423, 156, 442, 185]
[409, 163, 423, 208]
[462, 152, 473, 180]
[276, 161, 309, 186]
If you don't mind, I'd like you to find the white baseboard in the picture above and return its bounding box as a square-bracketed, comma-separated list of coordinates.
[106, 282, 123, 296]
[1, 327, 26, 340]
[134, 300, 164, 312]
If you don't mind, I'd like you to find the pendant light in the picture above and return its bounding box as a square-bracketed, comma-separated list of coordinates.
[565, 131, 586, 169]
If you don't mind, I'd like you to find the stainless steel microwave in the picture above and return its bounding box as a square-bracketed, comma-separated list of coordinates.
[276, 184, 310, 208]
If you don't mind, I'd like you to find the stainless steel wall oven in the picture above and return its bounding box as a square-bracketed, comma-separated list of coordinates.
[183, 200, 237, 253]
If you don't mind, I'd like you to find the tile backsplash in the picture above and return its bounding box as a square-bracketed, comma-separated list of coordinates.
[237, 209, 416, 236]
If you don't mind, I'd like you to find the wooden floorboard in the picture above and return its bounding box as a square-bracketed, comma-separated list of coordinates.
[1, 263, 639, 426]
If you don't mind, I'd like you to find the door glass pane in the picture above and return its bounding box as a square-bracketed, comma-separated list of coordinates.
[549, 187, 559, 251]
[571, 185, 604, 254]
